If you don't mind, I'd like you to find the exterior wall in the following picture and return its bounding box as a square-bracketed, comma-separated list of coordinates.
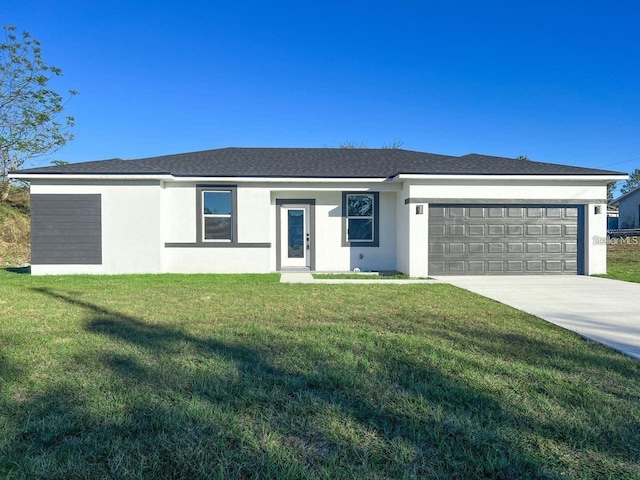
[404, 180, 610, 276]
[395, 182, 411, 275]
[585, 203, 608, 275]
[273, 190, 397, 272]
[27, 177, 612, 276]
[162, 248, 271, 273]
[30, 180, 162, 275]
[161, 182, 272, 273]
[618, 189, 640, 228]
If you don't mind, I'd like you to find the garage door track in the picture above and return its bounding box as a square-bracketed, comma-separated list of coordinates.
[443, 276, 640, 359]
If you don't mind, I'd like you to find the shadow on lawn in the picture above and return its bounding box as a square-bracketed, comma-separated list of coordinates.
[1, 266, 31, 274]
[6, 286, 638, 479]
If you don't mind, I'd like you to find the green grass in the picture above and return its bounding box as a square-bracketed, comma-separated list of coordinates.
[0, 272, 638, 479]
[598, 237, 640, 283]
[313, 273, 411, 280]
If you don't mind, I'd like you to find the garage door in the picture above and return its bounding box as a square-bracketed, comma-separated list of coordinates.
[428, 205, 581, 275]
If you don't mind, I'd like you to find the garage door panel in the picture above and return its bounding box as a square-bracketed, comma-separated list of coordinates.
[428, 205, 580, 275]
[564, 260, 578, 271]
[507, 261, 524, 272]
[565, 243, 578, 254]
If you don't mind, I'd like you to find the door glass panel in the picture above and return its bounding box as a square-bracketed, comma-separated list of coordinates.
[288, 210, 304, 258]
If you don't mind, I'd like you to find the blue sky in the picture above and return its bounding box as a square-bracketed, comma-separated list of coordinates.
[4, 1, 640, 182]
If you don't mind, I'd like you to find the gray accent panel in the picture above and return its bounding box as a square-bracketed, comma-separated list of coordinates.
[428, 205, 580, 275]
[165, 242, 270, 248]
[406, 198, 605, 205]
[276, 199, 315, 271]
[31, 194, 102, 265]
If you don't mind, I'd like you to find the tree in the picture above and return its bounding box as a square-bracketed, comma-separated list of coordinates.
[607, 182, 617, 202]
[0, 25, 77, 200]
[620, 168, 640, 195]
[337, 140, 403, 149]
[516, 155, 530, 161]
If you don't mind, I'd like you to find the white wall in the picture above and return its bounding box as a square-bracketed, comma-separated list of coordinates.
[30, 180, 162, 275]
[272, 190, 397, 272]
[395, 182, 411, 275]
[408, 180, 606, 201]
[162, 247, 271, 273]
[161, 182, 272, 273]
[404, 179, 610, 276]
[28, 177, 612, 276]
[585, 203, 608, 275]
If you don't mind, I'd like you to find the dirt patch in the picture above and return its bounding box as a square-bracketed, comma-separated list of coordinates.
[0, 187, 31, 266]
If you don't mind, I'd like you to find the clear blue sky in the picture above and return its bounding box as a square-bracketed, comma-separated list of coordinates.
[4, 1, 640, 181]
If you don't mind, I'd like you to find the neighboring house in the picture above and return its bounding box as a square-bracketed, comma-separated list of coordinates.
[610, 186, 640, 229]
[607, 206, 619, 230]
[9, 148, 626, 276]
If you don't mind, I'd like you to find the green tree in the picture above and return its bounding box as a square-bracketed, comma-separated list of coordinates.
[516, 155, 530, 161]
[0, 26, 77, 200]
[337, 140, 403, 149]
[620, 168, 640, 195]
[607, 182, 617, 202]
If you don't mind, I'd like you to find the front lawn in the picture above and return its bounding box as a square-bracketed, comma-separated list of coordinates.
[0, 272, 638, 479]
[600, 237, 640, 283]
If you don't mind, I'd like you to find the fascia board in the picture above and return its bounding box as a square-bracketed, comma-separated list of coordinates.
[8, 173, 174, 181]
[168, 176, 389, 183]
[390, 174, 629, 182]
[9, 173, 389, 183]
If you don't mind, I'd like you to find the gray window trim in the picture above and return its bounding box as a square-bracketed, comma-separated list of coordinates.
[197, 185, 237, 244]
[342, 191, 379, 247]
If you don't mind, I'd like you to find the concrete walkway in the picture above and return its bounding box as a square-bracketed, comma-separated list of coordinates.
[443, 276, 640, 359]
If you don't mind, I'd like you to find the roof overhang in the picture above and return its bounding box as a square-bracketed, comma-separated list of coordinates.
[8, 172, 391, 183]
[390, 173, 628, 182]
[10, 172, 629, 183]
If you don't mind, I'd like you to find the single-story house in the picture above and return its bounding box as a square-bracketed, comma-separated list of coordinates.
[610, 186, 640, 229]
[9, 147, 626, 276]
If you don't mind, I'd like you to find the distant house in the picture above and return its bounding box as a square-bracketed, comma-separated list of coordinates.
[10, 147, 626, 276]
[610, 186, 640, 229]
[607, 206, 619, 230]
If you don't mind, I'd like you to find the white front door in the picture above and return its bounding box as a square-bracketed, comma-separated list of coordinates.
[280, 204, 311, 269]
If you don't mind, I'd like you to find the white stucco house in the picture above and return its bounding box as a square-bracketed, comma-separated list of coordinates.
[10, 147, 626, 276]
[610, 186, 640, 229]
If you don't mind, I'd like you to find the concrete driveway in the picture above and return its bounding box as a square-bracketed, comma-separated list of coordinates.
[442, 276, 640, 359]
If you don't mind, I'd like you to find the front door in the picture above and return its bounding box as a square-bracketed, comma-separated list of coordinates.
[280, 204, 311, 269]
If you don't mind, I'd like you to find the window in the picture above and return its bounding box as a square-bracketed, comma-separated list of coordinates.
[197, 186, 237, 243]
[203, 191, 232, 240]
[342, 192, 379, 247]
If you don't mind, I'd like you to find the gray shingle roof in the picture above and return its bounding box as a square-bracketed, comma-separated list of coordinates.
[12, 147, 625, 178]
